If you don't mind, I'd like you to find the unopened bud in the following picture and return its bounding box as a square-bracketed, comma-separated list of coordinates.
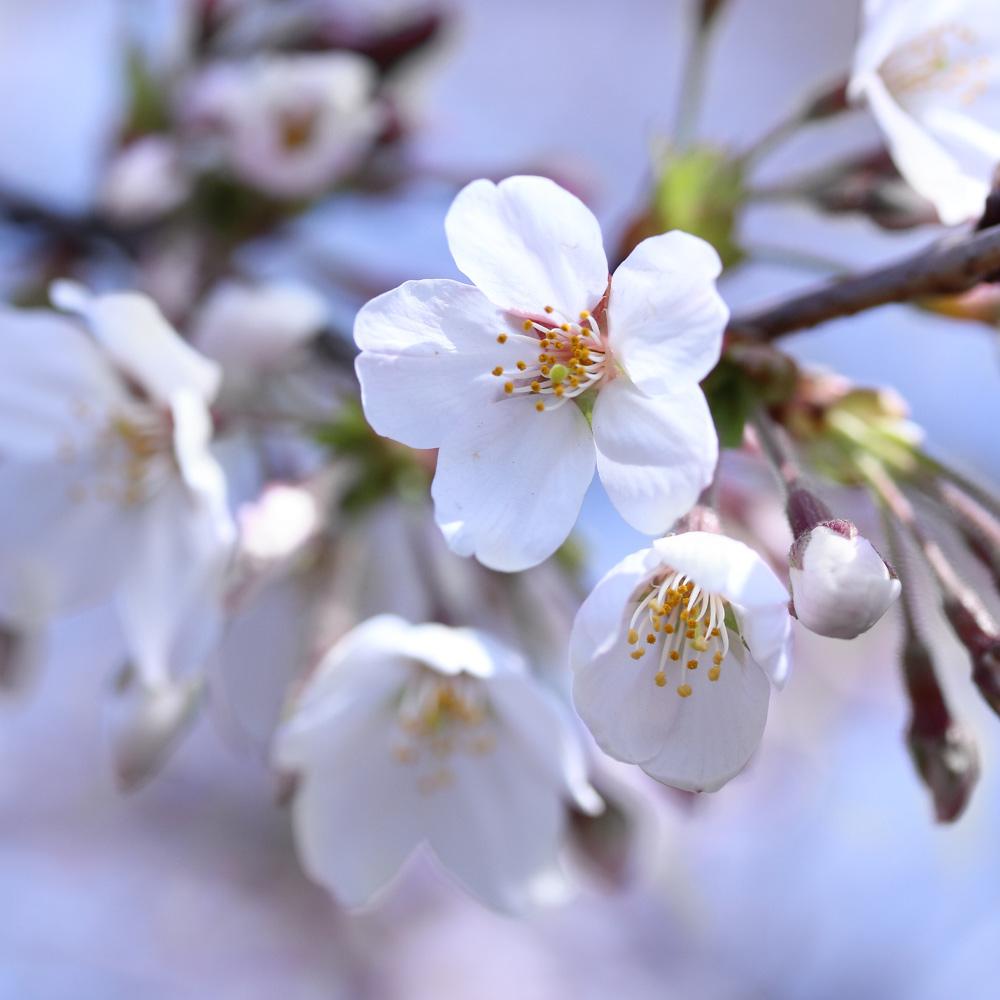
[902, 631, 979, 822]
[786, 489, 900, 639]
[943, 599, 1000, 717]
[106, 668, 202, 791]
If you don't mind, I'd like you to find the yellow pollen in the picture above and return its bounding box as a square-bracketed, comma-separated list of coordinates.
[504, 382, 514, 394]
[713, 651, 723, 664]
[708, 666, 721, 681]
[535, 401, 545, 412]
[664, 624, 674, 634]
[544, 305, 554, 313]
[560, 323, 570, 332]
[669, 650, 680, 662]
[554, 385, 565, 397]
[516, 360, 527, 371]
[630, 649, 645, 660]
[497, 332, 508, 343]
[522, 320, 533, 331]
[579, 310, 590, 320]
[492, 366, 503, 376]
[627, 628, 639, 645]
[677, 684, 693, 698]
[646, 633, 656, 644]
[686, 659, 699, 670]
[654, 671, 666, 687]
[530, 381, 541, 393]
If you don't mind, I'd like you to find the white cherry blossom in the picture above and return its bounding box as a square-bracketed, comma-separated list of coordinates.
[354, 175, 726, 571]
[850, 0, 1000, 225]
[184, 52, 383, 198]
[0, 282, 234, 695]
[274, 614, 601, 912]
[570, 531, 792, 793]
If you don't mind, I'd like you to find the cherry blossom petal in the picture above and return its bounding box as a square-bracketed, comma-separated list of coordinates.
[51, 281, 221, 406]
[422, 737, 569, 912]
[286, 703, 424, 908]
[640, 644, 770, 793]
[445, 176, 609, 318]
[432, 396, 595, 571]
[354, 278, 535, 449]
[653, 532, 792, 686]
[488, 668, 603, 815]
[592, 379, 717, 536]
[607, 231, 727, 393]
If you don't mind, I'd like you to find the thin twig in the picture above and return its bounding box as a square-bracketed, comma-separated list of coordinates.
[728, 225, 1000, 341]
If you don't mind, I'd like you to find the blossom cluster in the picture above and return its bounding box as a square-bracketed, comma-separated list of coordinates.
[2, 0, 1000, 919]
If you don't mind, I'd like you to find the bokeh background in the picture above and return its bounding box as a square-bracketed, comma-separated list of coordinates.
[1, 0, 999, 997]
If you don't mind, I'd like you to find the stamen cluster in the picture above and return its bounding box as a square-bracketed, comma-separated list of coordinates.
[490, 305, 608, 412]
[625, 570, 730, 698]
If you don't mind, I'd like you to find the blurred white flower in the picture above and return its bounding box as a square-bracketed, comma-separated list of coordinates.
[274, 614, 602, 912]
[191, 279, 328, 374]
[0, 282, 234, 694]
[355, 175, 726, 571]
[184, 51, 382, 198]
[100, 135, 190, 223]
[570, 531, 791, 792]
[237, 482, 321, 563]
[789, 520, 901, 639]
[850, 0, 1000, 225]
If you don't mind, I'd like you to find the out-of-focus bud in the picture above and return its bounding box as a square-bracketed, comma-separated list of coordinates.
[902, 630, 979, 823]
[786, 488, 900, 639]
[106, 668, 202, 792]
[697, 0, 729, 28]
[0, 623, 41, 693]
[100, 136, 190, 224]
[943, 597, 1000, 717]
[618, 147, 744, 267]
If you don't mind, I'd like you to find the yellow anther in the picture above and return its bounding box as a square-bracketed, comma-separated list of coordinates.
[713, 651, 723, 664]
[522, 320, 533, 331]
[646, 633, 656, 644]
[579, 310, 590, 320]
[677, 684, 693, 698]
[685, 630, 696, 640]
[535, 401, 545, 412]
[504, 381, 514, 394]
[654, 670, 666, 687]
[627, 628, 639, 644]
[711, 628, 720, 637]
[664, 624, 675, 634]
[492, 366, 504, 376]
[544, 305, 554, 313]
[686, 659, 698, 670]
[708, 666, 721, 681]
[554, 385, 565, 397]
[560, 323, 570, 332]
[530, 381, 541, 393]
[516, 360, 527, 371]
[497, 332, 508, 343]
[669, 650, 680, 662]
[630, 649, 645, 660]
[540, 365, 551, 376]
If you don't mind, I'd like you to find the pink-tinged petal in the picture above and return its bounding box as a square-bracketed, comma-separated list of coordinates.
[641, 644, 770, 792]
[432, 396, 595, 571]
[568, 547, 658, 671]
[653, 532, 792, 687]
[51, 281, 222, 406]
[445, 176, 608, 318]
[283, 703, 423, 909]
[607, 232, 727, 392]
[593, 379, 717, 536]
[354, 278, 536, 449]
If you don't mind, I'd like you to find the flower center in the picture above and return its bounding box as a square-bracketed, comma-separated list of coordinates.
[278, 106, 320, 151]
[110, 413, 174, 505]
[881, 23, 991, 105]
[490, 304, 609, 413]
[624, 569, 731, 698]
[391, 669, 496, 794]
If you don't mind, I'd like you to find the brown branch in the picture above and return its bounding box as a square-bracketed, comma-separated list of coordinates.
[728, 225, 1000, 341]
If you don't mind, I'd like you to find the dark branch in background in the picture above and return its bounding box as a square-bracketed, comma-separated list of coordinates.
[728, 224, 1000, 341]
